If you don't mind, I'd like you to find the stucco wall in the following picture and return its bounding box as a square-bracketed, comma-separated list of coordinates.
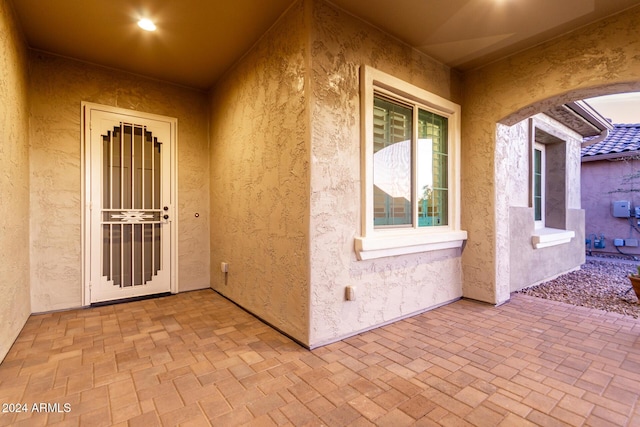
[308, 0, 464, 346]
[462, 5, 640, 304]
[582, 157, 640, 257]
[505, 114, 585, 292]
[503, 114, 583, 211]
[0, 0, 31, 362]
[510, 208, 584, 290]
[29, 52, 210, 312]
[209, 1, 310, 343]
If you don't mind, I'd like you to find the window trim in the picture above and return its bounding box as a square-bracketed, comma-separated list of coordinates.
[533, 142, 545, 229]
[528, 117, 575, 249]
[355, 66, 466, 261]
[532, 227, 575, 249]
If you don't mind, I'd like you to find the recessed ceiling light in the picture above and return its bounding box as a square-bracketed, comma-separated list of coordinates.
[137, 18, 156, 31]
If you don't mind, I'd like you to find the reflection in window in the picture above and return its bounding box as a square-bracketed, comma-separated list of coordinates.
[372, 94, 448, 228]
[373, 96, 412, 226]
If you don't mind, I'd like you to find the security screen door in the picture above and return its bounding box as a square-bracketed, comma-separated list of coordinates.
[85, 105, 176, 303]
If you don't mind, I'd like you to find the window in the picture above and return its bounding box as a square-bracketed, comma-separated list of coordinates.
[355, 66, 466, 260]
[529, 119, 575, 249]
[372, 96, 449, 228]
[533, 142, 545, 228]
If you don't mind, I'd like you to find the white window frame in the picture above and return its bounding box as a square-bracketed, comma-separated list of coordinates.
[354, 66, 466, 260]
[533, 142, 546, 229]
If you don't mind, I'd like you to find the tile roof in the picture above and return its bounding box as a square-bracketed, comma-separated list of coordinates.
[581, 124, 640, 158]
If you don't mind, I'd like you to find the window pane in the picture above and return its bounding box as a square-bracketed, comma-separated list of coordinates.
[418, 109, 448, 227]
[534, 148, 542, 221]
[373, 96, 413, 227]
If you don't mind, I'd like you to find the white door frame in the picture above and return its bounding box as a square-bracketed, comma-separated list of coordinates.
[81, 102, 178, 306]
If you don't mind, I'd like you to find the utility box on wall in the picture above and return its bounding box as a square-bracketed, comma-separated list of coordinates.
[613, 200, 631, 218]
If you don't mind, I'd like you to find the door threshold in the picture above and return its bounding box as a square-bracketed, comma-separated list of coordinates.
[90, 292, 172, 307]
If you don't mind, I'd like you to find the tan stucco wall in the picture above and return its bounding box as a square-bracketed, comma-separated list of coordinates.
[505, 115, 585, 292]
[502, 113, 583, 213]
[307, 0, 464, 345]
[209, 1, 310, 343]
[0, 0, 31, 362]
[29, 52, 210, 312]
[462, 5, 640, 304]
[510, 208, 584, 289]
[208, 0, 465, 347]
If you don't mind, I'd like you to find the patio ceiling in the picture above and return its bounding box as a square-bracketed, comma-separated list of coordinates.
[9, 0, 640, 90]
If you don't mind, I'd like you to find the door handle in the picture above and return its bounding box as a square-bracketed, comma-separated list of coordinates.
[163, 214, 169, 220]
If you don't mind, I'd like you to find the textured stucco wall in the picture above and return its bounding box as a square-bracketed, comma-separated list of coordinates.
[504, 115, 585, 292]
[29, 52, 210, 312]
[0, 0, 31, 362]
[209, 1, 310, 343]
[207, 0, 464, 346]
[308, 0, 464, 346]
[582, 158, 640, 257]
[462, 5, 640, 304]
[510, 208, 584, 290]
[504, 119, 530, 208]
[503, 114, 583, 211]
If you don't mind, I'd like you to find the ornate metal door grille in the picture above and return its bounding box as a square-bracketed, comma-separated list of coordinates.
[101, 123, 163, 287]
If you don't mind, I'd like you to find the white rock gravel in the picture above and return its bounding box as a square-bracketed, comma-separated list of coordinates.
[516, 259, 640, 319]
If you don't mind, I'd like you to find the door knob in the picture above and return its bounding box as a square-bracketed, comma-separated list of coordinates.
[163, 214, 169, 220]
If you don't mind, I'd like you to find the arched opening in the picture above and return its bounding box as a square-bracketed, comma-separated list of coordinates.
[500, 89, 640, 317]
[498, 84, 640, 127]
[493, 85, 640, 302]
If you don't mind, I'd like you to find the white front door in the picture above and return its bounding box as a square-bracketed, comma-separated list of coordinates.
[83, 103, 177, 304]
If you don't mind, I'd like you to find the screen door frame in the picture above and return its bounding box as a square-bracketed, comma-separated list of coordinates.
[81, 102, 178, 305]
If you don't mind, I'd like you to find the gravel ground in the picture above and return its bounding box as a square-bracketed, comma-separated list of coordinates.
[516, 259, 640, 319]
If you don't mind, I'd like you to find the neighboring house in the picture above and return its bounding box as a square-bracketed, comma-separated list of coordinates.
[3, 0, 640, 361]
[582, 124, 640, 257]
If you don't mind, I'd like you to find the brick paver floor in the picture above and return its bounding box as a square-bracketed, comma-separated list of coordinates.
[0, 289, 638, 426]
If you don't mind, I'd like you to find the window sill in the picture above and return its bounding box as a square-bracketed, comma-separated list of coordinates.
[355, 230, 468, 260]
[531, 228, 575, 249]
